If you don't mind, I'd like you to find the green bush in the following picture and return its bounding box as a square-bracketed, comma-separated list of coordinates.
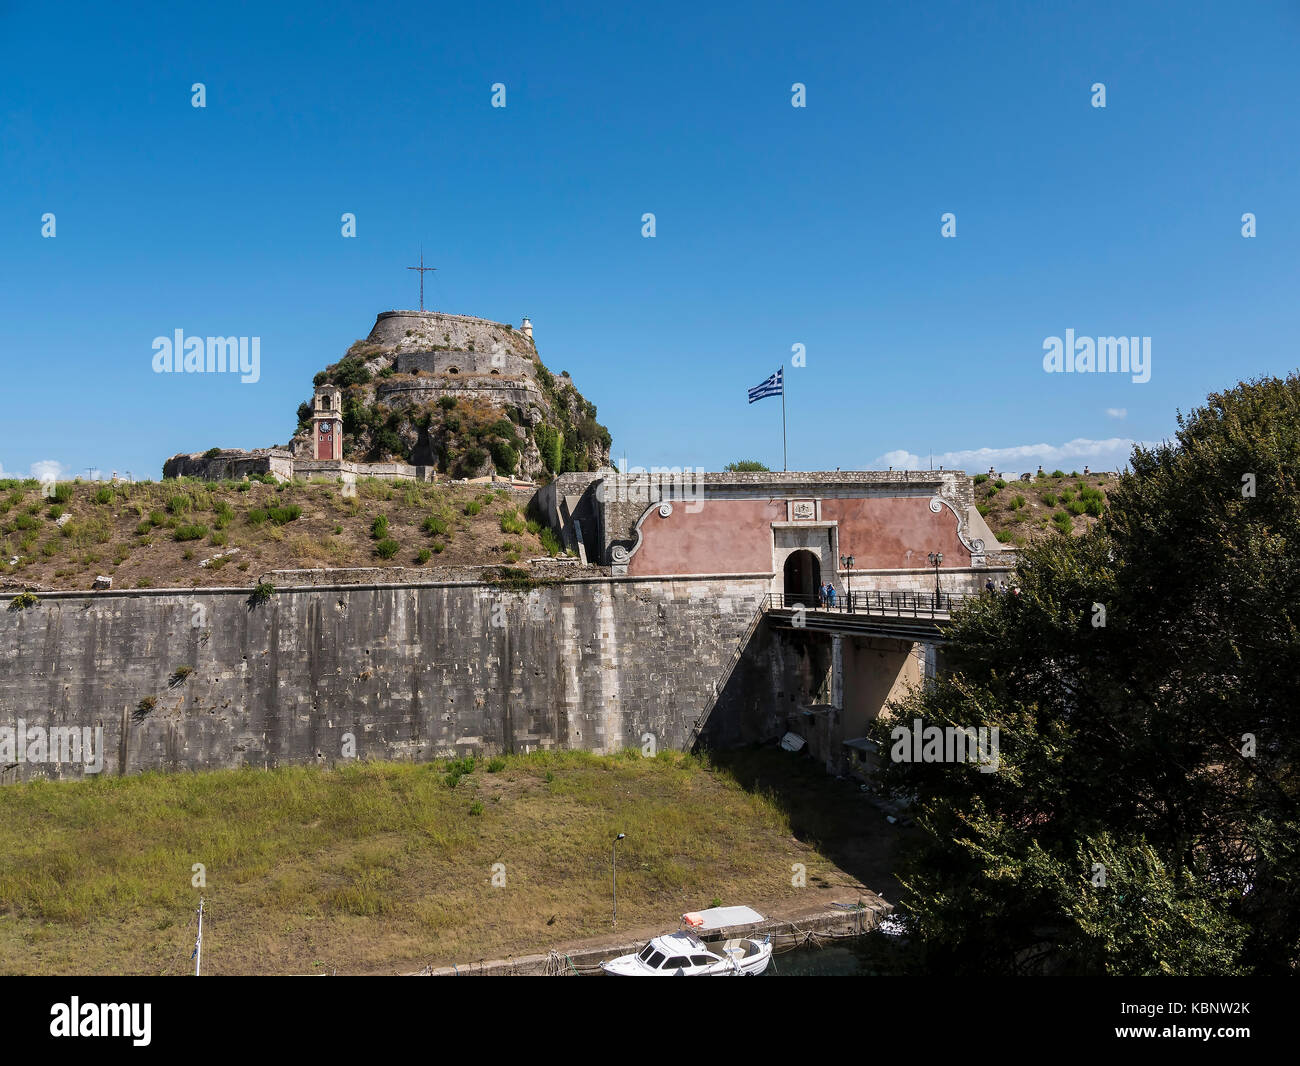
[166, 494, 193, 515]
[1042, 492, 1058, 507]
[214, 500, 235, 520]
[174, 524, 209, 541]
[1051, 469, 1066, 478]
[416, 548, 432, 564]
[248, 581, 274, 606]
[421, 514, 449, 537]
[375, 538, 400, 559]
[500, 510, 526, 535]
[323, 355, 371, 388]
[371, 515, 389, 539]
[8, 592, 39, 611]
[539, 527, 561, 557]
[490, 441, 518, 475]
[464, 500, 481, 517]
[1066, 499, 1087, 516]
[52, 484, 74, 503]
[267, 504, 302, 525]
[1085, 498, 1104, 517]
[1010, 494, 1026, 510]
[992, 479, 1006, 491]
[487, 756, 507, 773]
[432, 540, 446, 554]
[246, 508, 268, 526]
[976, 503, 990, 517]
[93, 486, 113, 505]
[973, 474, 988, 484]
[13, 514, 38, 531]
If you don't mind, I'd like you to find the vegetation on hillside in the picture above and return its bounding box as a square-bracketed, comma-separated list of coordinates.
[973, 470, 1113, 546]
[0, 477, 566, 590]
[870, 374, 1300, 975]
[299, 335, 611, 481]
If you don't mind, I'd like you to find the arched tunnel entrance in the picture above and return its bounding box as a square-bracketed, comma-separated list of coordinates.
[783, 549, 821, 606]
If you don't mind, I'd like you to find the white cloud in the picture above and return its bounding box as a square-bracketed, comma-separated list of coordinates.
[28, 459, 68, 484]
[877, 449, 921, 469]
[1106, 408, 1127, 419]
[871, 437, 1151, 477]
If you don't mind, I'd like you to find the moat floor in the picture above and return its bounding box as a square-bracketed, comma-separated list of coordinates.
[0, 749, 900, 976]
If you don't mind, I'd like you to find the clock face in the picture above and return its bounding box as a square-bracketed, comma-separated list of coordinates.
[320, 423, 331, 434]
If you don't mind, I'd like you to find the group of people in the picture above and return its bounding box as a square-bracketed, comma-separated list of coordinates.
[816, 582, 838, 607]
[984, 577, 1021, 598]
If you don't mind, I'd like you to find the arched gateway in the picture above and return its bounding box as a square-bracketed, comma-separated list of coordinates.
[783, 549, 821, 606]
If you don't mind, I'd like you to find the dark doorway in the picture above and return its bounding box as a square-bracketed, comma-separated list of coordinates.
[783, 549, 821, 606]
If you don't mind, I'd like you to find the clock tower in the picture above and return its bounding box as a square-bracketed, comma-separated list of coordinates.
[312, 385, 343, 461]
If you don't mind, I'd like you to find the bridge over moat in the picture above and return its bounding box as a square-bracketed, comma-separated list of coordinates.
[694, 589, 982, 773]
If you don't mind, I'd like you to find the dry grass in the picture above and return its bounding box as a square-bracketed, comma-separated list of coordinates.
[0, 477, 555, 590]
[0, 750, 883, 975]
[975, 472, 1115, 547]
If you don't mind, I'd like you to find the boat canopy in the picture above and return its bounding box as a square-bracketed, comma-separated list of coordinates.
[681, 906, 765, 931]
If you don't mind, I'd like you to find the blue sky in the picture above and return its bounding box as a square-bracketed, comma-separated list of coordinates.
[2, 0, 1297, 480]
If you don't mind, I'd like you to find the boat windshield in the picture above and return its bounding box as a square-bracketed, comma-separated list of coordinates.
[637, 945, 654, 962]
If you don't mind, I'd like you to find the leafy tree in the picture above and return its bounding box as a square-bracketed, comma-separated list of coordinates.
[724, 460, 770, 472]
[871, 374, 1300, 974]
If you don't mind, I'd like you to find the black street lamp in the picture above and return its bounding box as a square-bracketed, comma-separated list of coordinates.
[928, 551, 943, 608]
[840, 553, 855, 611]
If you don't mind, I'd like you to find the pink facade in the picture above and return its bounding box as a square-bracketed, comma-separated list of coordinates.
[625, 494, 973, 578]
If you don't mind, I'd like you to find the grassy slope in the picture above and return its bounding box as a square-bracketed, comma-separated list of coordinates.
[974, 472, 1115, 547]
[0, 477, 557, 591]
[0, 751, 893, 975]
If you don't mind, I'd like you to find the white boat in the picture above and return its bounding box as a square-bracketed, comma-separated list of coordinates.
[600, 906, 773, 976]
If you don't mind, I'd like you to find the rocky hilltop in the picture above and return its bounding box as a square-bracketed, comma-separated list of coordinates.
[290, 310, 612, 481]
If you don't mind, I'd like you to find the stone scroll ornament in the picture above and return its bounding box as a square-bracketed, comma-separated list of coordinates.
[929, 496, 985, 554]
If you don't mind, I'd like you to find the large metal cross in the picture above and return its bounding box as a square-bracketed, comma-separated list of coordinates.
[406, 249, 437, 311]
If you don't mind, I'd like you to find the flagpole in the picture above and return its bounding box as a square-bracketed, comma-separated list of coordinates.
[781, 368, 787, 472]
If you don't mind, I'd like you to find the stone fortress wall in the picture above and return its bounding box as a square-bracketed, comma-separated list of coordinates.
[367, 311, 536, 366]
[0, 575, 773, 782]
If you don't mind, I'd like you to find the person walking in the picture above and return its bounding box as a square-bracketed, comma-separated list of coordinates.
[985, 577, 995, 594]
[826, 583, 837, 608]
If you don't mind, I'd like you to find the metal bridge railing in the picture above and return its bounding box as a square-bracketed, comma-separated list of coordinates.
[763, 588, 971, 620]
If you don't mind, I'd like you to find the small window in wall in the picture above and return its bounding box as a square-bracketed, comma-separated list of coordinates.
[447, 366, 459, 375]
[490, 369, 500, 375]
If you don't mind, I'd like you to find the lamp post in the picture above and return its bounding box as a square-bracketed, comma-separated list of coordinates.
[612, 833, 625, 928]
[839, 553, 854, 611]
[928, 551, 943, 609]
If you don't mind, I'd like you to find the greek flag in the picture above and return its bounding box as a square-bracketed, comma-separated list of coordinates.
[747, 368, 783, 403]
